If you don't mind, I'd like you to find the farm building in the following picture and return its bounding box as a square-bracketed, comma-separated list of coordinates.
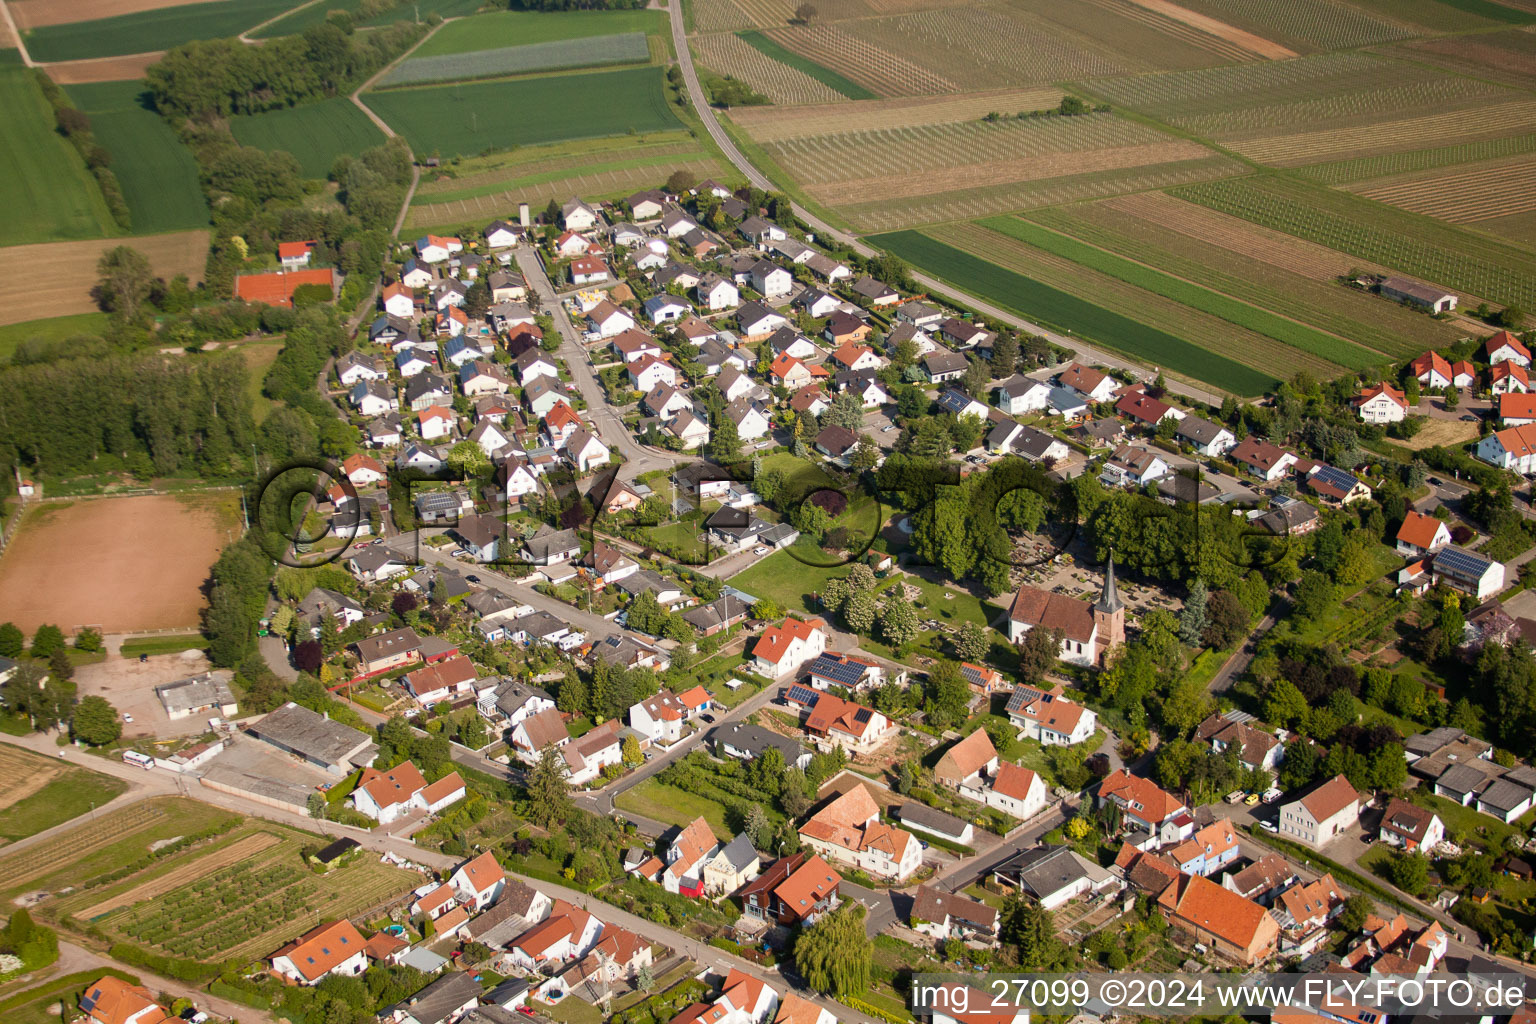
[155, 671, 238, 720]
[247, 701, 376, 775]
[1380, 277, 1456, 314]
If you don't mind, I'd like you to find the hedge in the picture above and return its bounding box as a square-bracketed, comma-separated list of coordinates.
[108, 942, 226, 983]
[845, 996, 914, 1024]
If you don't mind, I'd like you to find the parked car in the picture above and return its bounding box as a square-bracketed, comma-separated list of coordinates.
[1259, 820, 1279, 833]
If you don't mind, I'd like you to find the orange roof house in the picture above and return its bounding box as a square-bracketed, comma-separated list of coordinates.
[1396, 509, 1451, 555]
[934, 728, 998, 787]
[270, 919, 368, 984]
[1156, 872, 1280, 964]
[354, 760, 428, 816]
[799, 783, 921, 880]
[1098, 769, 1187, 832]
[279, 239, 318, 264]
[1409, 350, 1451, 384]
[234, 267, 337, 308]
[80, 976, 175, 1024]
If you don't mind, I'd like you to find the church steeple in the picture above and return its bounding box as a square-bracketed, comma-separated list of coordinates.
[1095, 552, 1124, 615]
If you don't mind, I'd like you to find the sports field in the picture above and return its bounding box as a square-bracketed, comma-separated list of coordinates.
[22, 0, 301, 62]
[870, 228, 1275, 395]
[381, 32, 651, 87]
[0, 64, 118, 247]
[0, 230, 209, 324]
[413, 9, 664, 56]
[230, 96, 386, 178]
[64, 81, 208, 235]
[364, 66, 681, 157]
[0, 492, 241, 634]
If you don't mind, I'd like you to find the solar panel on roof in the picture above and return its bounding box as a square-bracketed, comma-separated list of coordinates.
[809, 654, 866, 686]
[1435, 545, 1495, 579]
[854, 708, 872, 723]
[1310, 465, 1358, 491]
[786, 685, 819, 706]
[959, 665, 983, 685]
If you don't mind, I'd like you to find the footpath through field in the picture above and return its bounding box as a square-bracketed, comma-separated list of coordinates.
[663, 0, 1225, 405]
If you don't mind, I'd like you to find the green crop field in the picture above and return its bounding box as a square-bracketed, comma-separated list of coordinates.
[23, 0, 302, 62]
[1172, 174, 1536, 309]
[735, 30, 876, 101]
[381, 32, 650, 86]
[870, 229, 1276, 395]
[355, 0, 483, 26]
[0, 66, 117, 247]
[413, 9, 663, 56]
[230, 96, 386, 178]
[250, 0, 364, 37]
[65, 82, 208, 236]
[1022, 201, 1457, 359]
[0, 312, 111, 362]
[363, 66, 680, 157]
[980, 215, 1381, 369]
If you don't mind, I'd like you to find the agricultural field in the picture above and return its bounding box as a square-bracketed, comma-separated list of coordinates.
[0, 62, 118, 247]
[381, 32, 650, 87]
[735, 30, 876, 99]
[0, 312, 111, 362]
[0, 229, 208, 325]
[1348, 153, 1536, 229]
[982, 215, 1382, 368]
[363, 66, 680, 157]
[355, 0, 484, 26]
[1170, 0, 1417, 50]
[64, 81, 208, 235]
[1172, 174, 1536, 310]
[230, 96, 386, 178]
[1342, 0, 1523, 32]
[1396, 29, 1536, 92]
[21, 0, 301, 62]
[413, 9, 664, 56]
[0, 746, 127, 844]
[750, 109, 1242, 231]
[0, 797, 238, 901]
[1025, 198, 1461, 358]
[725, 87, 1064, 140]
[692, 33, 846, 105]
[870, 227, 1277, 395]
[8, 0, 214, 30]
[56, 823, 417, 962]
[43, 53, 163, 84]
[1296, 134, 1536, 186]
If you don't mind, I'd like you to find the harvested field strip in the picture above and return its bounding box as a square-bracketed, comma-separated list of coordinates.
[9, 0, 214, 30]
[1173, 0, 1418, 48]
[1297, 134, 1536, 185]
[871, 228, 1276, 395]
[1231, 98, 1536, 166]
[413, 9, 664, 57]
[987, 215, 1380, 367]
[836, 154, 1242, 233]
[0, 230, 208, 325]
[736, 30, 876, 100]
[693, 33, 845, 105]
[1073, 0, 1257, 64]
[1351, 155, 1536, 224]
[929, 220, 1344, 380]
[406, 157, 725, 229]
[0, 746, 62, 812]
[761, 24, 957, 96]
[1172, 175, 1536, 309]
[1401, 29, 1536, 89]
[380, 33, 651, 87]
[1029, 200, 1456, 357]
[80, 832, 281, 919]
[1120, 0, 1296, 57]
[415, 134, 700, 196]
[847, 7, 1124, 90]
[765, 113, 1192, 186]
[42, 53, 162, 84]
[727, 88, 1064, 142]
[812, 140, 1214, 205]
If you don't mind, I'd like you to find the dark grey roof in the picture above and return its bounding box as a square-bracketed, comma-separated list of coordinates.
[389, 972, 482, 1024]
[1434, 545, 1499, 582]
[923, 350, 968, 375]
[249, 702, 373, 766]
[997, 844, 1090, 897]
[851, 275, 896, 300]
[614, 569, 677, 598]
[155, 672, 237, 715]
[511, 610, 566, 640]
[1436, 762, 1488, 796]
[1404, 727, 1466, 758]
[494, 680, 553, 715]
[1014, 425, 1060, 460]
[1478, 779, 1532, 813]
[682, 594, 750, 631]
[897, 801, 971, 840]
[1175, 416, 1228, 445]
[995, 374, 1041, 399]
[716, 721, 802, 762]
[714, 833, 760, 873]
[524, 525, 581, 560]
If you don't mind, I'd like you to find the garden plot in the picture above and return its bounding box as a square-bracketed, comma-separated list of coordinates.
[78, 832, 282, 919]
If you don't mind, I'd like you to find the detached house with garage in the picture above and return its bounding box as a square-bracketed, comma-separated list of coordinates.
[1174, 415, 1236, 457]
[1098, 769, 1190, 845]
[909, 885, 999, 946]
[800, 783, 923, 881]
[739, 853, 841, 927]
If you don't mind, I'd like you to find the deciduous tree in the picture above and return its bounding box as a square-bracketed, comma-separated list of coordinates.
[72, 695, 121, 746]
[794, 902, 871, 997]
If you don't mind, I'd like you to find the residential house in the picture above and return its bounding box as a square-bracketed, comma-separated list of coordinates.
[739, 853, 841, 927]
[1103, 444, 1168, 487]
[351, 760, 465, 824]
[749, 259, 793, 298]
[79, 976, 175, 1024]
[795, 287, 841, 319]
[507, 899, 602, 968]
[937, 387, 989, 421]
[644, 293, 691, 325]
[922, 350, 968, 384]
[696, 273, 739, 311]
[1058, 363, 1118, 403]
[805, 651, 883, 691]
[1410, 350, 1452, 389]
[823, 313, 871, 349]
[850, 275, 899, 306]
[1477, 423, 1536, 474]
[737, 301, 789, 339]
[1492, 360, 1530, 394]
[909, 885, 998, 945]
[402, 655, 478, 706]
[702, 834, 762, 896]
[351, 628, 422, 674]
[1502, 392, 1536, 426]
[1165, 819, 1240, 877]
[415, 235, 462, 263]
[751, 617, 827, 676]
[1306, 463, 1372, 505]
[417, 406, 455, 441]
[795, 690, 893, 752]
[1156, 873, 1280, 965]
[352, 380, 395, 417]
[993, 845, 1120, 910]
[715, 721, 808, 769]
[1378, 798, 1444, 852]
[569, 257, 609, 285]
[270, 920, 368, 985]
[725, 398, 771, 441]
[1396, 509, 1452, 557]
[799, 784, 923, 881]
[1193, 713, 1282, 771]
[1429, 544, 1506, 601]
[522, 525, 582, 565]
[628, 353, 678, 393]
[682, 594, 752, 637]
[1175, 416, 1236, 456]
[1277, 774, 1360, 847]
[565, 428, 610, 472]
[1487, 330, 1531, 367]
[1099, 769, 1189, 844]
[628, 687, 711, 744]
[994, 375, 1051, 415]
[934, 729, 999, 789]
[960, 761, 1048, 821]
[1230, 439, 1298, 482]
[1354, 382, 1409, 423]
[509, 707, 570, 760]
[1116, 390, 1178, 426]
[1005, 684, 1098, 745]
[814, 424, 859, 461]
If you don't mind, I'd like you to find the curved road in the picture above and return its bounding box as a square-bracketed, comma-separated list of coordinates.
[663, 0, 1223, 407]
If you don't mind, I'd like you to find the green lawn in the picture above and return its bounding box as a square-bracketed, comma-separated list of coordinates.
[728, 548, 847, 613]
[645, 520, 707, 561]
[364, 66, 680, 157]
[734, 30, 876, 100]
[23, 0, 302, 61]
[0, 768, 128, 842]
[414, 9, 664, 55]
[0, 64, 117, 246]
[118, 634, 207, 658]
[1406, 789, 1536, 852]
[615, 778, 732, 835]
[381, 32, 651, 87]
[869, 229, 1275, 396]
[0, 312, 110, 363]
[64, 82, 209, 235]
[231, 97, 387, 179]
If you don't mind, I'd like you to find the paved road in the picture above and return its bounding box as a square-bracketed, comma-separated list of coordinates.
[661, 0, 1224, 408]
[932, 803, 1070, 894]
[56, 939, 279, 1024]
[412, 537, 621, 639]
[515, 249, 674, 478]
[1207, 609, 1279, 694]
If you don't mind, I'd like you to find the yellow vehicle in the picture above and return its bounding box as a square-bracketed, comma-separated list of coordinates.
[1245, 793, 1262, 805]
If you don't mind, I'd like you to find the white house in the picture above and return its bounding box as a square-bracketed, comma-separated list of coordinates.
[725, 398, 770, 441]
[562, 199, 598, 231]
[485, 221, 522, 249]
[1378, 797, 1444, 853]
[696, 274, 739, 311]
[749, 260, 793, 298]
[799, 784, 923, 881]
[417, 406, 454, 441]
[644, 294, 691, 324]
[382, 283, 415, 319]
[1174, 416, 1236, 457]
[628, 354, 677, 393]
[415, 234, 462, 264]
[751, 617, 827, 677]
[959, 761, 1048, 821]
[271, 921, 368, 985]
[566, 428, 610, 472]
[586, 301, 636, 338]
[350, 760, 465, 824]
[1477, 423, 1536, 474]
[351, 380, 395, 417]
[994, 375, 1051, 415]
[629, 686, 711, 745]
[1487, 330, 1531, 368]
[1277, 774, 1360, 848]
[1058, 362, 1117, 403]
[1354, 383, 1408, 424]
[1103, 444, 1168, 487]
[1396, 509, 1452, 557]
[1005, 686, 1098, 746]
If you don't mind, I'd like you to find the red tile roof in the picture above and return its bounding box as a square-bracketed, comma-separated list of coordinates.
[1116, 390, 1171, 424]
[271, 919, 366, 982]
[753, 617, 824, 665]
[1501, 393, 1536, 420]
[1100, 769, 1184, 824]
[1396, 509, 1448, 550]
[278, 239, 316, 260]
[1355, 382, 1407, 409]
[936, 728, 996, 781]
[1007, 586, 1094, 642]
[1492, 360, 1529, 388]
[1410, 350, 1451, 380]
[1487, 330, 1531, 361]
[990, 761, 1039, 802]
[356, 760, 427, 813]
